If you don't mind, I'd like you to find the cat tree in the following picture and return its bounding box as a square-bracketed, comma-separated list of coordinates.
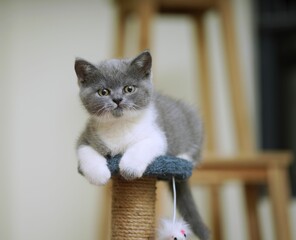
[107, 155, 193, 239]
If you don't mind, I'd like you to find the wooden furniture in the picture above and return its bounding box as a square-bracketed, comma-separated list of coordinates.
[192, 153, 292, 240]
[111, 0, 293, 239]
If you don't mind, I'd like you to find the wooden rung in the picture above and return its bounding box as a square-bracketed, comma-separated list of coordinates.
[200, 152, 292, 169]
[191, 168, 267, 185]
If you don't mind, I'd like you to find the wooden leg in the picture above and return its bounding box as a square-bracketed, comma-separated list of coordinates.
[267, 166, 291, 240]
[245, 184, 261, 240]
[195, 13, 221, 240]
[194, 14, 216, 152]
[115, 4, 128, 58]
[217, 0, 254, 151]
[210, 186, 222, 240]
[136, 0, 156, 51]
[98, 184, 112, 239]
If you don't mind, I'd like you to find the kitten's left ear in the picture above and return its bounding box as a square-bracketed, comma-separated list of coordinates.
[74, 58, 97, 83]
[130, 50, 152, 76]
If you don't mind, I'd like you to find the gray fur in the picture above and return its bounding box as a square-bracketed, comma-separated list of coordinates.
[74, 51, 210, 239]
[154, 93, 203, 164]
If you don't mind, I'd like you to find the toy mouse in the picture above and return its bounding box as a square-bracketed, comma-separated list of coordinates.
[158, 177, 192, 240]
[158, 218, 191, 240]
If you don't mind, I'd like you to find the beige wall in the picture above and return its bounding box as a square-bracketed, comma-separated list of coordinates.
[0, 0, 115, 239]
[1, 0, 295, 240]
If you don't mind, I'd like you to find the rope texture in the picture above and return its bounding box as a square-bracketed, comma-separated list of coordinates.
[111, 177, 157, 240]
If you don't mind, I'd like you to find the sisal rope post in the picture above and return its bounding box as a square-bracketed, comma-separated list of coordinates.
[107, 155, 192, 239]
[111, 176, 157, 240]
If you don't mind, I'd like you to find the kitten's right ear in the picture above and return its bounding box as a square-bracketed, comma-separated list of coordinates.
[74, 58, 97, 83]
[130, 50, 152, 76]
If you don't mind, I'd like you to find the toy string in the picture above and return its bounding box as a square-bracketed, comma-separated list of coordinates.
[172, 176, 176, 224]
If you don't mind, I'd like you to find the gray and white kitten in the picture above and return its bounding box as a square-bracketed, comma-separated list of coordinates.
[74, 51, 209, 240]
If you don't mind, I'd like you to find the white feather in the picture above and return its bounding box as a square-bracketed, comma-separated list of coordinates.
[158, 218, 191, 240]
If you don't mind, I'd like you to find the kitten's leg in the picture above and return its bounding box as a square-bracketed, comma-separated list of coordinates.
[77, 145, 111, 185]
[178, 152, 201, 167]
[119, 136, 167, 180]
[177, 153, 193, 162]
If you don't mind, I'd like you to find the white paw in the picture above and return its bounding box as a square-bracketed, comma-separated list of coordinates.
[77, 145, 111, 186]
[83, 163, 111, 185]
[119, 153, 149, 180]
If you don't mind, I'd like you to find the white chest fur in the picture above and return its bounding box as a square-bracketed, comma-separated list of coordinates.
[94, 105, 166, 156]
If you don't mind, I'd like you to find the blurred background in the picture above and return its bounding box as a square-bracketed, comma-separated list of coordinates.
[0, 0, 295, 239]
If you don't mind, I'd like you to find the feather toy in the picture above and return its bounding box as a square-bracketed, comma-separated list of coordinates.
[158, 177, 191, 240]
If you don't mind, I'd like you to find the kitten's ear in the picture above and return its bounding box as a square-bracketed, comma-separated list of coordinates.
[130, 50, 152, 76]
[74, 58, 97, 83]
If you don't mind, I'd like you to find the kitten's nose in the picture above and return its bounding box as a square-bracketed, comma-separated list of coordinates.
[112, 98, 123, 105]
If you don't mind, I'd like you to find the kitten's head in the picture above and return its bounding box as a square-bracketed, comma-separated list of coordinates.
[74, 51, 153, 118]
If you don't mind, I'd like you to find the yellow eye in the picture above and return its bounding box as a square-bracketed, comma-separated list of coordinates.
[124, 85, 136, 94]
[98, 88, 110, 96]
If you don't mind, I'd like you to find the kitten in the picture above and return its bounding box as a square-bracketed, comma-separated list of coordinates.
[74, 51, 209, 240]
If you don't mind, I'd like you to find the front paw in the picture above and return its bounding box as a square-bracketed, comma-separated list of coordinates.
[77, 145, 111, 185]
[119, 155, 148, 180]
[83, 163, 111, 186]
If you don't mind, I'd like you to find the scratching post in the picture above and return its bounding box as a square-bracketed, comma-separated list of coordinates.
[112, 177, 156, 239]
[107, 155, 193, 238]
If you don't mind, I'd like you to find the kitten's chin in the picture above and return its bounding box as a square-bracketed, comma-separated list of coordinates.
[111, 108, 124, 118]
